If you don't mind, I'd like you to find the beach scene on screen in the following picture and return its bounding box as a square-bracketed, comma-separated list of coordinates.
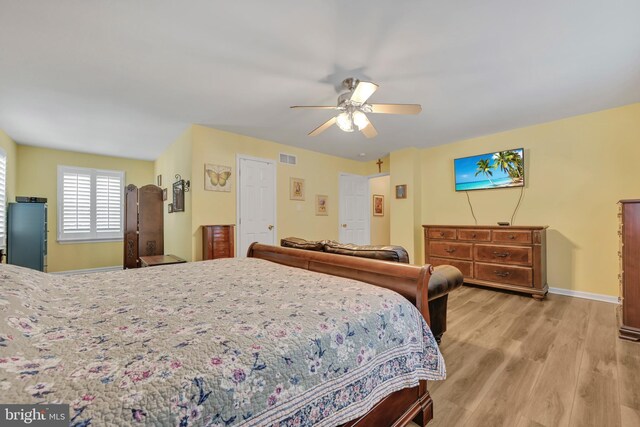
[454, 148, 524, 191]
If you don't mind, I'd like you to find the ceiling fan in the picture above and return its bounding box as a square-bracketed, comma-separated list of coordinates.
[290, 77, 422, 138]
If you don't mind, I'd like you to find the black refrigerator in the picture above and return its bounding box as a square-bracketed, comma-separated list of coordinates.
[7, 201, 48, 272]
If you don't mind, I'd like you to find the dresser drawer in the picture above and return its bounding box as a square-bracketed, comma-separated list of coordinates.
[492, 230, 532, 244]
[429, 257, 473, 278]
[475, 263, 533, 287]
[427, 228, 457, 240]
[457, 229, 491, 241]
[429, 241, 472, 260]
[474, 244, 532, 266]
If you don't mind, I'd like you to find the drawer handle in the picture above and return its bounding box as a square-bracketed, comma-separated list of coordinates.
[508, 234, 516, 240]
[471, 233, 477, 238]
[494, 270, 511, 277]
[493, 251, 510, 258]
[444, 248, 457, 253]
[439, 231, 445, 237]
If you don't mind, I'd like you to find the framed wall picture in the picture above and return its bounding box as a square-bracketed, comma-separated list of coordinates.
[315, 195, 328, 216]
[157, 174, 162, 187]
[168, 203, 173, 213]
[373, 194, 384, 216]
[290, 177, 305, 200]
[162, 188, 167, 201]
[204, 163, 232, 192]
[395, 184, 407, 199]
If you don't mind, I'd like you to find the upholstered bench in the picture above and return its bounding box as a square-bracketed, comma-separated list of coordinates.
[281, 237, 463, 343]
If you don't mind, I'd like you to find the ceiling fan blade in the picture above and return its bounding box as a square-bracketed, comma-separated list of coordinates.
[290, 106, 338, 110]
[350, 81, 379, 104]
[360, 117, 378, 139]
[370, 103, 422, 115]
[308, 116, 337, 136]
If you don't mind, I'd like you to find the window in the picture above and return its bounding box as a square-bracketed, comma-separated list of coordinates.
[57, 166, 124, 242]
[0, 148, 6, 249]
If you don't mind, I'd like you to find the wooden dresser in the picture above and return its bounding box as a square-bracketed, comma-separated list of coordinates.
[423, 225, 548, 299]
[618, 200, 640, 341]
[202, 225, 235, 260]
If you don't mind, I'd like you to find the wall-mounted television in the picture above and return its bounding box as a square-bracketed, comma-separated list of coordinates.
[454, 148, 524, 191]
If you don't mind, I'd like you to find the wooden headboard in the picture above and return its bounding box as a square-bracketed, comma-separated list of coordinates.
[247, 243, 433, 326]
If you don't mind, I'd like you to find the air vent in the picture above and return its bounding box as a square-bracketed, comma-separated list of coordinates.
[279, 153, 297, 165]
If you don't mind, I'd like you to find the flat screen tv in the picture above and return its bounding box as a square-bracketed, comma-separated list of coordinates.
[454, 148, 524, 191]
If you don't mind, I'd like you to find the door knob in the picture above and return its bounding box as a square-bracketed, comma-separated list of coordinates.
[341, 224, 347, 228]
[268, 225, 274, 230]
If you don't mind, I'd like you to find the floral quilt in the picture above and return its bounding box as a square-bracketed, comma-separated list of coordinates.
[0, 258, 445, 426]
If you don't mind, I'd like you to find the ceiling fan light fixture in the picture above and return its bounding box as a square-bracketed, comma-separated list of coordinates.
[336, 111, 354, 132]
[352, 110, 369, 130]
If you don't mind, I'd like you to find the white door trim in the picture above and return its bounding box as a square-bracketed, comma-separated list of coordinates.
[236, 154, 277, 257]
[338, 172, 371, 244]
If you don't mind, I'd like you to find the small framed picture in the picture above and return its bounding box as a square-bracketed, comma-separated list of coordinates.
[315, 195, 328, 216]
[373, 194, 384, 216]
[290, 177, 305, 200]
[162, 188, 167, 201]
[204, 163, 232, 192]
[395, 184, 407, 199]
[157, 175, 162, 187]
[168, 203, 173, 213]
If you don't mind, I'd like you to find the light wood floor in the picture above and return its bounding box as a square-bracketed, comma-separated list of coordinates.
[411, 285, 640, 427]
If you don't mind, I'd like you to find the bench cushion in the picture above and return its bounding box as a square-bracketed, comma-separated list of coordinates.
[323, 241, 410, 264]
[429, 265, 464, 300]
[280, 237, 325, 251]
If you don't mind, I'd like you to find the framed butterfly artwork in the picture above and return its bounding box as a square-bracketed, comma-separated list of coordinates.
[204, 164, 232, 192]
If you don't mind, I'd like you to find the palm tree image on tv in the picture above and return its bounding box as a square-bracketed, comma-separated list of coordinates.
[492, 150, 524, 184]
[454, 148, 524, 191]
[474, 158, 495, 186]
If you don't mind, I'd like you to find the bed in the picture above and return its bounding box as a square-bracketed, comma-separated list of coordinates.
[0, 243, 445, 426]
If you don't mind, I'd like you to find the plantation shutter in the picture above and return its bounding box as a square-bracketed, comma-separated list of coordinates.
[96, 173, 123, 234]
[0, 149, 6, 249]
[62, 170, 92, 236]
[57, 166, 124, 242]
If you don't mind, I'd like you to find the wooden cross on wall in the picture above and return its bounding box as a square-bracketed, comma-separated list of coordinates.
[376, 158, 383, 173]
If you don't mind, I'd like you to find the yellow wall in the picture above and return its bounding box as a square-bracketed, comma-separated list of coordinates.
[410, 103, 640, 297]
[370, 175, 390, 245]
[154, 127, 194, 261]
[0, 130, 17, 204]
[390, 148, 423, 264]
[189, 125, 368, 260]
[16, 146, 154, 272]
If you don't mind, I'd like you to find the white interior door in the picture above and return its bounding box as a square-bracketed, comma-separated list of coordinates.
[237, 156, 276, 257]
[338, 173, 370, 245]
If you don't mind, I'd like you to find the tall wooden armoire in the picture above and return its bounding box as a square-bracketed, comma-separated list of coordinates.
[124, 184, 164, 268]
[619, 199, 640, 341]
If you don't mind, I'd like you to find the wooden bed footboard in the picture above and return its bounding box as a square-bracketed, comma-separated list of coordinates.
[247, 243, 436, 427]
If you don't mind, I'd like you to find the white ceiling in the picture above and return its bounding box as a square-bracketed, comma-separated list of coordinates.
[1, 1, 639, 162]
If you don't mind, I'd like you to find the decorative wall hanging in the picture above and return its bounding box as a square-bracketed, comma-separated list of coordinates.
[157, 175, 162, 187]
[395, 184, 407, 199]
[315, 195, 328, 216]
[162, 188, 167, 201]
[172, 174, 190, 212]
[373, 194, 384, 216]
[290, 177, 305, 200]
[204, 164, 232, 192]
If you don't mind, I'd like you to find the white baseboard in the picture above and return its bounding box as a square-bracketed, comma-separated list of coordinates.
[548, 287, 619, 304]
[51, 266, 122, 275]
